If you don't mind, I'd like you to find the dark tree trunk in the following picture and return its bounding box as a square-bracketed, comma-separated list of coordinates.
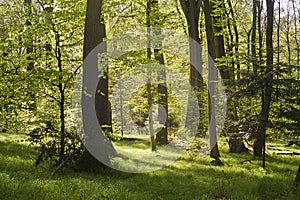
[146, 0, 156, 151]
[286, 8, 291, 74]
[51, 21, 66, 165]
[83, 0, 111, 133]
[179, 0, 204, 135]
[276, 0, 280, 103]
[203, 0, 222, 165]
[251, 0, 258, 75]
[254, 0, 274, 169]
[213, 0, 231, 80]
[227, 0, 240, 80]
[80, 0, 113, 170]
[152, 1, 168, 145]
[154, 48, 168, 145]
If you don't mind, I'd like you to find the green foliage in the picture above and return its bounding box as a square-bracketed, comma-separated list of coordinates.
[28, 122, 84, 167]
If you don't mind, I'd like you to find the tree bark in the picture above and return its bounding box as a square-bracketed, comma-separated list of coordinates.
[203, 0, 222, 164]
[179, 0, 204, 136]
[146, 0, 156, 151]
[84, 0, 111, 133]
[213, 0, 231, 80]
[81, 0, 113, 169]
[152, 1, 168, 145]
[251, 0, 258, 75]
[275, 0, 280, 103]
[254, 0, 274, 169]
[227, 0, 240, 80]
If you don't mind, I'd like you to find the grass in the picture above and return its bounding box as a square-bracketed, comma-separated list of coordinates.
[0, 132, 299, 200]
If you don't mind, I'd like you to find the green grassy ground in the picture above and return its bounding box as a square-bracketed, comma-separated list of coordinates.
[0, 133, 299, 200]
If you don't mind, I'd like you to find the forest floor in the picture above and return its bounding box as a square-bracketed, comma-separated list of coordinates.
[0, 132, 299, 200]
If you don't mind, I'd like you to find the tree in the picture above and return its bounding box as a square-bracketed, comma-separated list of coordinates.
[152, 1, 168, 145]
[146, 0, 156, 151]
[251, 0, 258, 75]
[84, 0, 111, 133]
[80, 0, 116, 169]
[253, 0, 274, 168]
[203, 0, 223, 165]
[179, 0, 203, 133]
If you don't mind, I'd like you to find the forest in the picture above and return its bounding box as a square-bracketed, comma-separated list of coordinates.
[0, 0, 300, 199]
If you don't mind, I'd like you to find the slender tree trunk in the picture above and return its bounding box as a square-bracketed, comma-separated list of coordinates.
[251, 0, 258, 75]
[203, 0, 222, 164]
[292, 1, 300, 98]
[119, 83, 124, 137]
[258, 0, 263, 74]
[154, 47, 168, 145]
[292, 1, 300, 69]
[152, 1, 168, 145]
[247, 28, 252, 72]
[254, 1, 274, 168]
[286, 9, 291, 75]
[146, 0, 156, 151]
[227, 0, 240, 80]
[53, 27, 66, 164]
[225, 8, 235, 79]
[276, 0, 280, 103]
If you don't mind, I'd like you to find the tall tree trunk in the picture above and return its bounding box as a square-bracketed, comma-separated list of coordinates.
[227, 0, 240, 80]
[292, 0, 300, 97]
[81, 0, 114, 169]
[251, 0, 258, 75]
[213, 0, 231, 80]
[292, 1, 300, 69]
[152, 1, 168, 145]
[56, 33, 65, 164]
[83, 0, 111, 133]
[286, 8, 291, 75]
[179, 0, 204, 136]
[146, 0, 156, 151]
[258, 0, 263, 75]
[276, 0, 280, 103]
[247, 28, 252, 72]
[225, 5, 235, 79]
[254, 0, 274, 169]
[203, 0, 222, 165]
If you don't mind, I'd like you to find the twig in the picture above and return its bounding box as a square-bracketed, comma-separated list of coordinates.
[51, 154, 72, 177]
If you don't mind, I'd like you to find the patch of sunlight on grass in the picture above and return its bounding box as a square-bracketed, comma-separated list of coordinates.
[111, 143, 188, 173]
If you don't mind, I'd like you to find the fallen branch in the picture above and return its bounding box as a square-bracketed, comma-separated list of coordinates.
[51, 154, 73, 177]
[275, 151, 300, 156]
